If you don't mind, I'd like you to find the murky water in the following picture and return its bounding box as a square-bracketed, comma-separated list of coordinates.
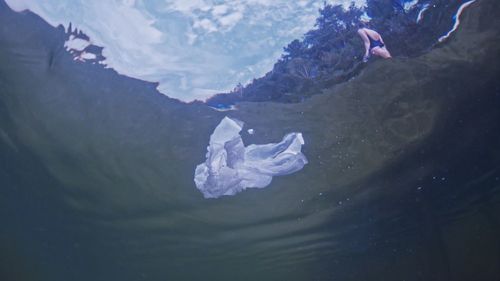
[1, 1, 500, 281]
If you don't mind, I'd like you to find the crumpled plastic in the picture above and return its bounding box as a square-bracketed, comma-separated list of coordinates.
[194, 116, 308, 198]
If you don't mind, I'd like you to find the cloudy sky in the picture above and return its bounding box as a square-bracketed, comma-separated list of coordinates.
[6, 0, 366, 102]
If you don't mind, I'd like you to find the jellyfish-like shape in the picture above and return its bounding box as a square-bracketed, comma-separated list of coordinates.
[194, 117, 308, 198]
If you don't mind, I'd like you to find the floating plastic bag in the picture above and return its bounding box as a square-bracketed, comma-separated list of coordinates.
[194, 117, 308, 198]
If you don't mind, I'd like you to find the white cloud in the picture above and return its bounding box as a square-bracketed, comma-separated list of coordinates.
[218, 11, 243, 28]
[211, 4, 229, 16]
[64, 35, 90, 51]
[186, 29, 198, 45]
[193, 18, 218, 32]
[163, 0, 211, 14]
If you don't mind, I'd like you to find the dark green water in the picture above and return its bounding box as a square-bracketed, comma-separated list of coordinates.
[1, 1, 500, 281]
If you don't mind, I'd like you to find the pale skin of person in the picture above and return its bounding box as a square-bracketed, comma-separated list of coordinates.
[357, 28, 392, 60]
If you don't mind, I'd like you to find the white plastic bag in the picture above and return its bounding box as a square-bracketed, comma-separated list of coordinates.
[194, 117, 308, 198]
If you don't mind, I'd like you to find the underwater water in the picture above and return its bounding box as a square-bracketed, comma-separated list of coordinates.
[1, 1, 500, 281]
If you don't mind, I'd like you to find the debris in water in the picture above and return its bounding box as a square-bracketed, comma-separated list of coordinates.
[194, 117, 308, 198]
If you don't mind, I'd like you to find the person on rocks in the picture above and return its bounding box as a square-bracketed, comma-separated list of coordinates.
[357, 26, 392, 62]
